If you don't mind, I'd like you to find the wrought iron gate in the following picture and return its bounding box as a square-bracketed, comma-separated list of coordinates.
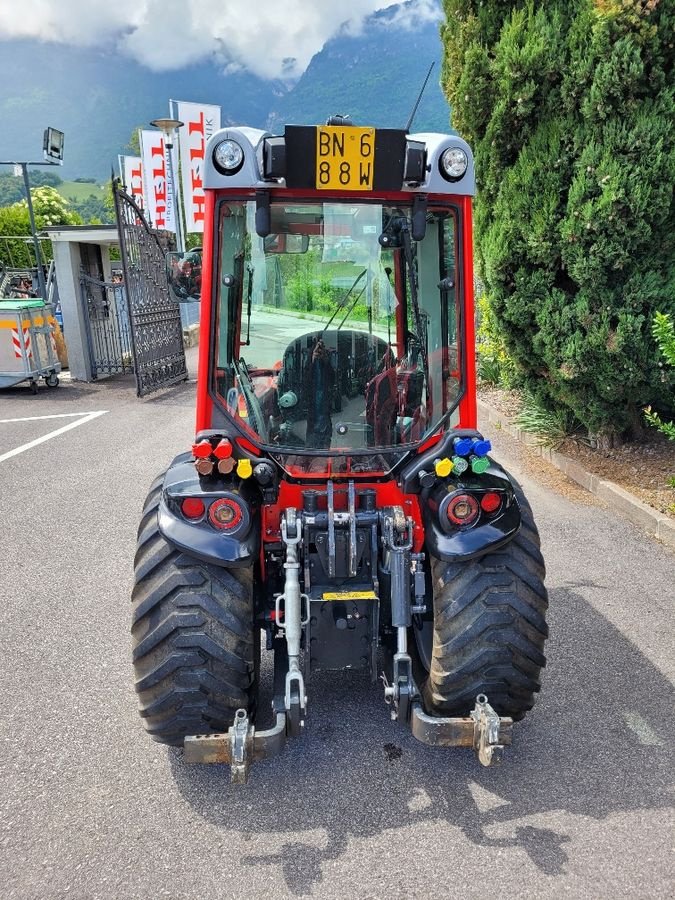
[80, 273, 134, 377]
[113, 180, 187, 397]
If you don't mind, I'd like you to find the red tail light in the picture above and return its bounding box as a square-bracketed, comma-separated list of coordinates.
[181, 497, 206, 520]
[480, 491, 502, 514]
[208, 498, 243, 530]
[446, 493, 480, 526]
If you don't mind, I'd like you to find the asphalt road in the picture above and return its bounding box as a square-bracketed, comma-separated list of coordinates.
[0, 363, 673, 900]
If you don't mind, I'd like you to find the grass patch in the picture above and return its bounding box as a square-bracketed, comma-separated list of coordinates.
[514, 394, 580, 448]
[56, 181, 105, 202]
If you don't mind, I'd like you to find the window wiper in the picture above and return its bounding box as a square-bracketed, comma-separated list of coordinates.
[400, 220, 429, 384]
[232, 355, 266, 439]
[337, 282, 368, 330]
[243, 264, 253, 346]
[320, 268, 368, 334]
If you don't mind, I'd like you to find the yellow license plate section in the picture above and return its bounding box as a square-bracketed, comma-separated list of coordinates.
[316, 126, 375, 191]
[322, 590, 377, 601]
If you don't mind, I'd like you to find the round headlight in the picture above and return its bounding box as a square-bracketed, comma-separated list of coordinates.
[440, 147, 468, 181]
[213, 140, 244, 175]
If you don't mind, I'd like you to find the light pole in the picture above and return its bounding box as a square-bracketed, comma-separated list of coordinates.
[149, 117, 185, 253]
[0, 127, 65, 302]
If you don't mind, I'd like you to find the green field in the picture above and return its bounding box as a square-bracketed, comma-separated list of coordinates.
[56, 180, 105, 202]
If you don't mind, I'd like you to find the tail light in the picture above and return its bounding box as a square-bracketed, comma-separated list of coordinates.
[208, 497, 244, 530]
[445, 493, 480, 526]
[181, 497, 206, 520]
[480, 491, 503, 514]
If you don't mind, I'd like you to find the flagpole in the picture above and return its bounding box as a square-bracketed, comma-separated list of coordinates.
[169, 99, 187, 253]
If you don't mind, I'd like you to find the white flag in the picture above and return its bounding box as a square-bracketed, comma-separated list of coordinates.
[122, 156, 145, 210]
[176, 101, 221, 232]
[139, 130, 176, 233]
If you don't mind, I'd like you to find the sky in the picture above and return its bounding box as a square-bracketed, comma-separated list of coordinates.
[0, 0, 441, 80]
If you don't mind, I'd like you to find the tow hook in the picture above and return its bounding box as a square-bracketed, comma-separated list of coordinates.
[410, 694, 513, 767]
[184, 709, 287, 784]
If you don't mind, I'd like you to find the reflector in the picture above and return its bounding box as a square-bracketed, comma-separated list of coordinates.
[480, 492, 502, 514]
[181, 497, 205, 519]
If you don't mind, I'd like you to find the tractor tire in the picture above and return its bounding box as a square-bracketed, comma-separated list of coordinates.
[131, 474, 258, 745]
[417, 484, 548, 721]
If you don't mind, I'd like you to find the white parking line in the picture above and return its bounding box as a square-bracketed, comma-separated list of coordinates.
[0, 410, 108, 463]
[0, 412, 99, 424]
[623, 711, 665, 747]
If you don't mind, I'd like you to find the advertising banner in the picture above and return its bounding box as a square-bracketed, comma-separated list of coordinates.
[139, 130, 176, 232]
[122, 156, 145, 210]
[176, 102, 221, 232]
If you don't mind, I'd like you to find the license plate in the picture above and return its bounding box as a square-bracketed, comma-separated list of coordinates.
[315, 126, 375, 191]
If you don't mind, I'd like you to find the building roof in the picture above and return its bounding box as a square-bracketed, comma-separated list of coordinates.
[40, 225, 119, 245]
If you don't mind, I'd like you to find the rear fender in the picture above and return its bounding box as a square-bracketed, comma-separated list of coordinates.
[399, 433, 522, 561]
[157, 453, 260, 568]
[421, 462, 521, 561]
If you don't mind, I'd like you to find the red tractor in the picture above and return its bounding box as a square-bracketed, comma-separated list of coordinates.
[133, 117, 548, 781]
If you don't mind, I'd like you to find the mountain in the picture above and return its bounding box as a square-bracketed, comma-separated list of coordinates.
[0, 43, 275, 180]
[0, 5, 450, 181]
[271, 7, 450, 132]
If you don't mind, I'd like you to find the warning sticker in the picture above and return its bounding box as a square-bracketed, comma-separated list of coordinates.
[322, 590, 378, 601]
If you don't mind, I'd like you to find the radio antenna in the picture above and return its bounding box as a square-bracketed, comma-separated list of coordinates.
[405, 62, 435, 132]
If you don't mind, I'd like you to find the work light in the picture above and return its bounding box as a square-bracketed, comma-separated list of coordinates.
[440, 147, 468, 181]
[213, 140, 244, 174]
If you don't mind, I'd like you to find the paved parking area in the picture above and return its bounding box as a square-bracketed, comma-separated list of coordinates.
[0, 371, 673, 899]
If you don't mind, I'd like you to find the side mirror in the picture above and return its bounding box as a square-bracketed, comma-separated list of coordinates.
[263, 233, 309, 254]
[166, 249, 202, 302]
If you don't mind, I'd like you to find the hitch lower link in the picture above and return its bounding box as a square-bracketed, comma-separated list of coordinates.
[184, 509, 307, 783]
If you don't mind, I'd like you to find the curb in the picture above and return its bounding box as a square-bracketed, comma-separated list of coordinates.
[477, 399, 675, 551]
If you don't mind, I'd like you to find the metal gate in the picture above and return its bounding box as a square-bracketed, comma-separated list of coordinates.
[80, 273, 134, 378]
[113, 180, 187, 397]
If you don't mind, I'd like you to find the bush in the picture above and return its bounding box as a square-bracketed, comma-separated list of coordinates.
[644, 311, 675, 440]
[515, 392, 581, 448]
[442, 0, 675, 440]
[476, 294, 517, 387]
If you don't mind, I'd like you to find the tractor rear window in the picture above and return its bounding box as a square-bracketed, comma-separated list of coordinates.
[212, 200, 462, 454]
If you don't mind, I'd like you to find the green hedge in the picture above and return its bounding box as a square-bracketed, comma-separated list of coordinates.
[442, 0, 675, 439]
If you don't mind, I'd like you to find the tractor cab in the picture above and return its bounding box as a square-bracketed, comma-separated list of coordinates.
[134, 120, 549, 782]
[212, 197, 462, 463]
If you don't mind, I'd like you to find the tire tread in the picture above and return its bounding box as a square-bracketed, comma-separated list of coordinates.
[423, 484, 548, 720]
[131, 478, 256, 745]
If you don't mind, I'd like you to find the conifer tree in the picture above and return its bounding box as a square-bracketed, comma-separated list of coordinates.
[441, 0, 675, 442]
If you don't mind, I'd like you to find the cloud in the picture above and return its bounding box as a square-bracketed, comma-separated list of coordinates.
[0, 0, 440, 80]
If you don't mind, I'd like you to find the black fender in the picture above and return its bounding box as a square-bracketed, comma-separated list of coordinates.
[398, 430, 522, 561]
[420, 462, 521, 561]
[157, 452, 260, 568]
